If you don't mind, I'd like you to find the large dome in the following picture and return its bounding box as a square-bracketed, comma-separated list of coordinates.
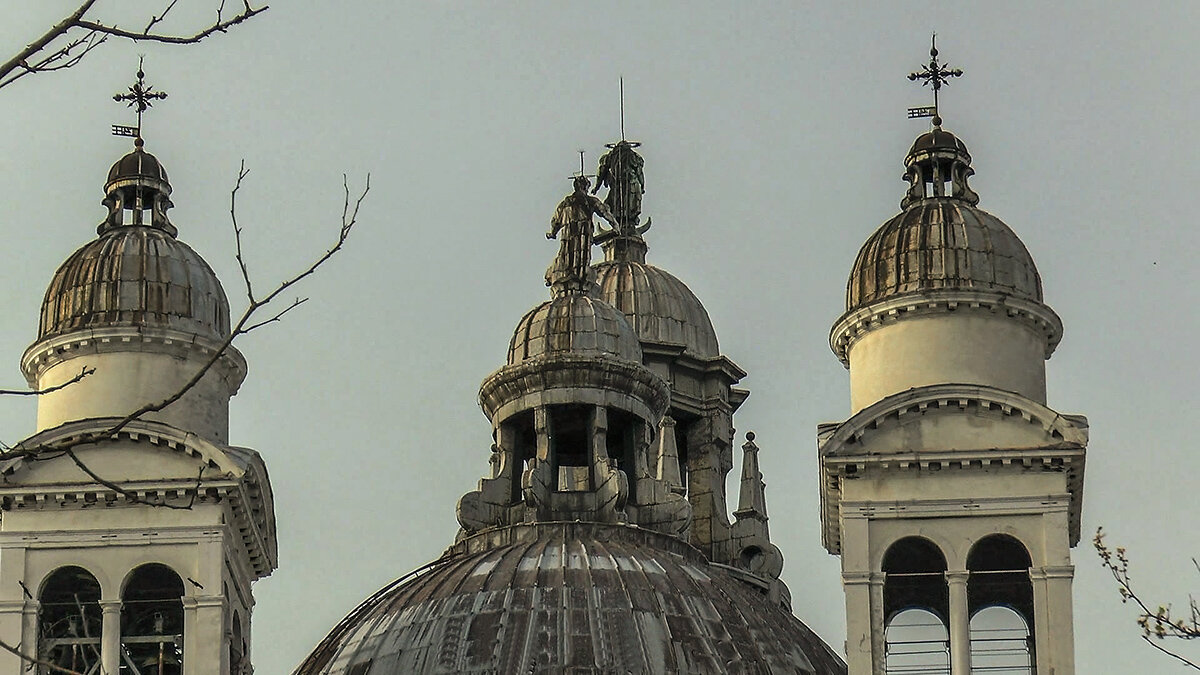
[846, 200, 1042, 311]
[38, 226, 230, 342]
[594, 258, 720, 359]
[508, 292, 642, 364]
[296, 522, 846, 674]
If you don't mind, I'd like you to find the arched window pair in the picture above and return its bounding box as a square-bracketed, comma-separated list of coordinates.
[882, 535, 1034, 675]
[38, 563, 185, 675]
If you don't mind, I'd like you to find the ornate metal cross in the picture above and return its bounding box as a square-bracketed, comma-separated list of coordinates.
[112, 59, 168, 143]
[907, 35, 962, 126]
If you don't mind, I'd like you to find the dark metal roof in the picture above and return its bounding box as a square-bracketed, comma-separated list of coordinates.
[907, 127, 970, 158]
[508, 293, 642, 365]
[38, 227, 230, 342]
[594, 259, 720, 359]
[296, 522, 846, 675]
[846, 200, 1042, 312]
[106, 147, 170, 195]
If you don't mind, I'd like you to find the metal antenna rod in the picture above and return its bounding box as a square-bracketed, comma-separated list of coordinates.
[619, 76, 626, 141]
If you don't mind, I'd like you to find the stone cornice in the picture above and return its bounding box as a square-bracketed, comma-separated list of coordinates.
[829, 290, 1063, 367]
[0, 418, 276, 579]
[817, 385, 1087, 555]
[819, 384, 1089, 453]
[478, 354, 670, 423]
[21, 325, 247, 393]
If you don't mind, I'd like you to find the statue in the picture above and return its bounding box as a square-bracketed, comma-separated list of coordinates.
[593, 140, 648, 235]
[546, 175, 617, 289]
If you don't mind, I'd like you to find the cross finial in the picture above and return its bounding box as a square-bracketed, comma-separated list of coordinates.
[907, 34, 962, 127]
[112, 57, 168, 147]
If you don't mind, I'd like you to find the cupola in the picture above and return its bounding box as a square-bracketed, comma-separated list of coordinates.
[22, 139, 245, 442]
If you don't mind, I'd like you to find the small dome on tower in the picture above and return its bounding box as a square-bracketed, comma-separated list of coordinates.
[37, 145, 230, 343]
[106, 145, 170, 195]
[507, 292, 642, 364]
[39, 228, 230, 342]
[846, 201, 1042, 311]
[846, 129, 1042, 312]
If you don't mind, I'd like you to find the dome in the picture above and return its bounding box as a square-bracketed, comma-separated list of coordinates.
[296, 523, 846, 675]
[38, 226, 230, 342]
[106, 146, 170, 197]
[907, 126, 970, 158]
[508, 292, 642, 365]
[595, 258, 720, 359]
[846, 200, 1042, 312]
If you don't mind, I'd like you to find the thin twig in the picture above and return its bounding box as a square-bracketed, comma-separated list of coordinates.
[0, 1, 267, 90]
[0, 366, 93, 397]
[0, 637, 83, 674]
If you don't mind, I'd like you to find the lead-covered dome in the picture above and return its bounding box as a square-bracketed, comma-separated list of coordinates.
[37, 145, 230, 343]
[846, 127, 1042, 312]
[296, 523, 846, 675]
[39, 228, 230, 342]
[595, 250, 720, 359]
[507, 292, 642, 364]
[846, 201, 1042, 311]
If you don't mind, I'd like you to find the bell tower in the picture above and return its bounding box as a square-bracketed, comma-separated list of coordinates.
[819, 44, 1087, 675]
[0, 69, 276, 675]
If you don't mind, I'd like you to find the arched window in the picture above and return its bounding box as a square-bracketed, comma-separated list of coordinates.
[121, 563, 185, 674]
[39, 566, 102, 674]
[885, 608, 950, 675]
[967, 534, 1034, 673]
[883, 537, 949, 675]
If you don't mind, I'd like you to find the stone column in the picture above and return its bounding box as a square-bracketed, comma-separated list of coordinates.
[101, 600, 122, 675]
[869, 573, 886, 675]
[21, 600, 39, 666]
[0, 601, 24, 673]
[841, 570, 875, 675]
[184, 594, 227, 675]
[946, 571, 971, 675]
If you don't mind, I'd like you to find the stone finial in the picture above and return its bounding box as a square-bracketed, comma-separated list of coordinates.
[733, 432, 768, 522]
[655, 416, 684, 493]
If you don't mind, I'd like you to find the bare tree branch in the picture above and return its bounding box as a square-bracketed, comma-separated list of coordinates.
[1095, 528, 1200, 670]
[0, 1, 268, 90]
[0, 366, 93, 397]
[0, 637, 83, 674]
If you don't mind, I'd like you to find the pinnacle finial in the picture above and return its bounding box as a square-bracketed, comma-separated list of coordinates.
[907, 34, 963, 127]
[112, 57, 168, 147]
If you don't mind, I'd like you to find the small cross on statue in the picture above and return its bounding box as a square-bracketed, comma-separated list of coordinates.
[907, 35, 962, 127]
[112, 58, 168, 146]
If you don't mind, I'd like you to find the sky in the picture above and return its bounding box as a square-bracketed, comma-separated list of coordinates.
[2, 2, 1199, 673]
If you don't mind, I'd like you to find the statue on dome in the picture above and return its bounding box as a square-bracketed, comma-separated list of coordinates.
[593, 140, 649, 235]
[546, 175, 617, 289]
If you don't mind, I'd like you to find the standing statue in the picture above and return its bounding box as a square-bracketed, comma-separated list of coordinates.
[593, 140, 646, 234]
[546, 175, 618, 289]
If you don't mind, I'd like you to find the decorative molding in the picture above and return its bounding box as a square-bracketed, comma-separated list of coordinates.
[21, 325, 247, 392]
[829, 290, 1063, 366]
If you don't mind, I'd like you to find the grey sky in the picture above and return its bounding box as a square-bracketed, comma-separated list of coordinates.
[3, 2, 1198, 672]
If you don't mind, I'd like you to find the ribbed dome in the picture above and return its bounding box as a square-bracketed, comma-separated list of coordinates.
[38, 226, 230, 342]
[595, 259, 720, 359]
[296, 523, 846, 675]
[846, 200, 1042, 312]
[908, 127, 970, 157]
[106, 147, 169, 194]
[508, 293, 642, 364]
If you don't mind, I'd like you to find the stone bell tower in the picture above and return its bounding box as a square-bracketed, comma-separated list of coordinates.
[0, 69, 276, 675]
[818, 44, 1087, 675]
